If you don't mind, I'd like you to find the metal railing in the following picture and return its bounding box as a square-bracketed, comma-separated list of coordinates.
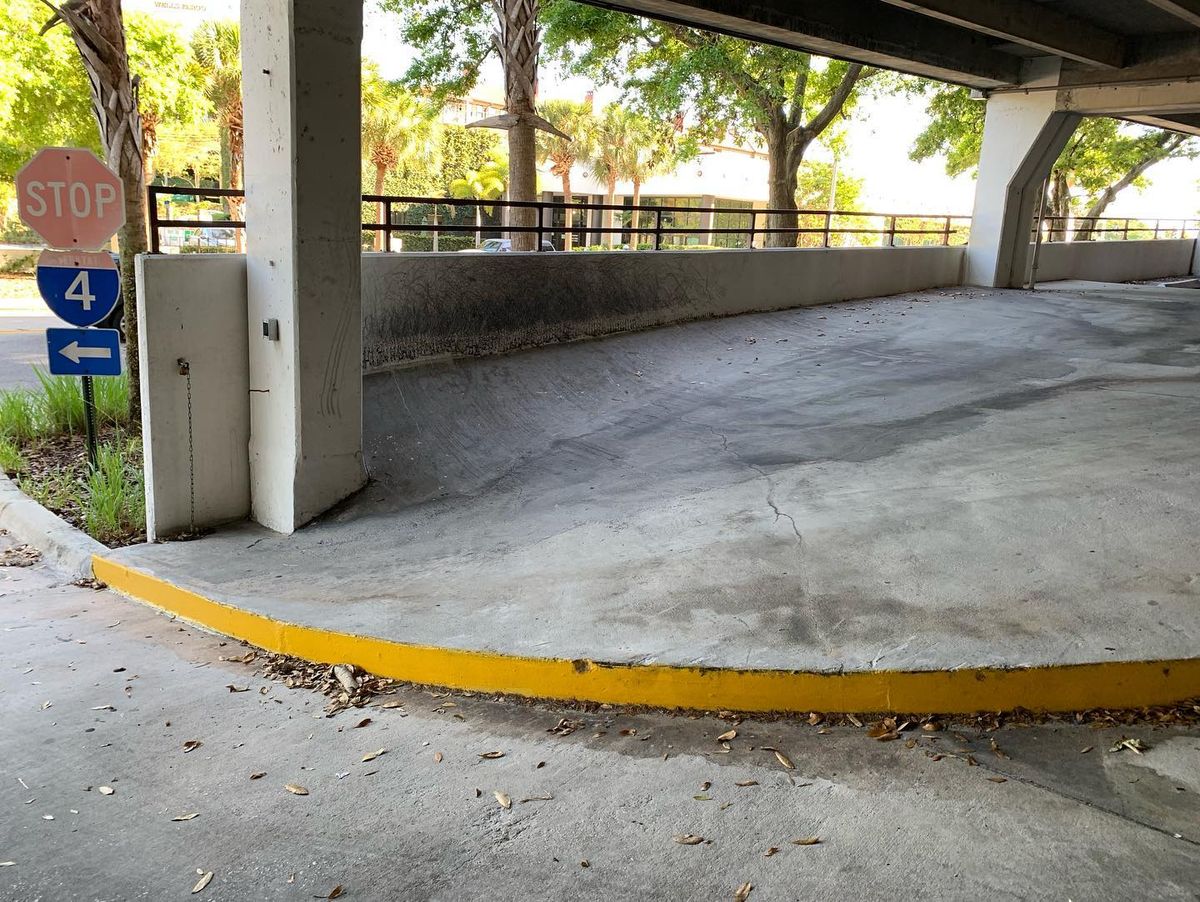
[148, 185, 973, 253]
[1036, 215, 1200, 243]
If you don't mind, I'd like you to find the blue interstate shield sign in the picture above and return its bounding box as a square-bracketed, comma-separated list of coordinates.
[46, 327, 122, 377]
[35, 249, 120, 327]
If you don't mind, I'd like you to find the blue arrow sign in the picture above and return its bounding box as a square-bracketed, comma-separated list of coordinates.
[46, 327, 122, 377]
[35, 250, 120, 327]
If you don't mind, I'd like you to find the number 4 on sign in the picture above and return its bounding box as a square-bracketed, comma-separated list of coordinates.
[65, 270, 96, 311]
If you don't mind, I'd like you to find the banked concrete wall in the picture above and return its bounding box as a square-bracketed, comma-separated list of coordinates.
[136, 239, 1197, 538]
[361, 245, 966, 370]
[1034, 238, 1196, 284]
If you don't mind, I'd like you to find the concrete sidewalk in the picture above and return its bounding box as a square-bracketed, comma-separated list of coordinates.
[4, 538, 1199, 901]
[104, 282, 1200, 705]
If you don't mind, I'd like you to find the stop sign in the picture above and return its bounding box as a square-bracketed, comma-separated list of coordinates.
[16, 148, 125, 251]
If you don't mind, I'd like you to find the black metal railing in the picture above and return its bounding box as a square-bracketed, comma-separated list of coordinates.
[1036, 215, 1200, 243]
[149, 185, 974, 253]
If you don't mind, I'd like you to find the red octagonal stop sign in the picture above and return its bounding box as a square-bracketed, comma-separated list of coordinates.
[16, 147, 126, 251]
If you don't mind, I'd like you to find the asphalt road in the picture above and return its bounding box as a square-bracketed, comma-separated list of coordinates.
[0, 277, 55, 389]
[2, 535, 1198, 901]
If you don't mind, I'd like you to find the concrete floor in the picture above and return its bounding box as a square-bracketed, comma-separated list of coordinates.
[111, 282, 1200, 671]
[3, 539, 1198, 901]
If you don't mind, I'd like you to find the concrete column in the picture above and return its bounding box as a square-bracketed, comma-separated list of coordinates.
[965, 60, 1080, 287]
[241, 0, 366, 533]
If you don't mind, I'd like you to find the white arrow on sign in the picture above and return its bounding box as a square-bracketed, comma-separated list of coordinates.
[59, 341, 113, 364]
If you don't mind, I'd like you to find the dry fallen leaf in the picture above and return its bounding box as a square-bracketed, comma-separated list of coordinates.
[324, 885, 345, 900]
[774, 750, 795, 770]
[182, 740, 202, 753]
[226, 685, 249, 693]
[90, 705, 115, 711]
[172, 813, 200, 821]
[580, 860, 590, 868]
[673, 834, 704, 845]
[988, 777, 1007, 784]
[379, 700, 404, 709]
[434, 752, 443, 763]
[717, 729, 737, 742]
[361, 749, 387, 762]
[701, 781, 712, 791]
[922, 722, 942, 732]
[284, 784, 309, 796]
[0, 862, 14, 867]
[354, 718, 372, 729]
[735, 881, 753, 901]
[98, 786, 114, 796]
[1080, 746, 1094, 754]
[1110, 738, 1149, 755]
[846, 714, 863, 728]
[479, 751, 505, 760]
[191, 871, 213, 894]
[989, 739, 1011, 760]
[807, 712, 822, 726]
[764, 847, 780, 858]
[250, 772, 266, 780]
[494, 791, 512, 810]
[735, 780, 758, 787]
[791, 837, 821, 846]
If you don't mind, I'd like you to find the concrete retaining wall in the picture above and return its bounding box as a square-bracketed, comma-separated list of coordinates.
[1035, 238, 1196, 283]
[361, 245, 966, 370]
[136, 254, 250, 541]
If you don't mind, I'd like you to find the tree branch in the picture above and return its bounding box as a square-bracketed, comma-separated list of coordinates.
[796, 63, 865, 144]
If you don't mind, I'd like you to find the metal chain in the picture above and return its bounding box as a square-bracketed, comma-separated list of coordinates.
[178, 358, 195, 534]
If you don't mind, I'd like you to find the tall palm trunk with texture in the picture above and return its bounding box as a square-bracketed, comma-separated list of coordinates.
[500, 0, 539, 251]
[45, 0, 148, 421]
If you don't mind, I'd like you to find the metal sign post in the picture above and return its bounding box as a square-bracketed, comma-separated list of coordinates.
[16, 148, 126, 471]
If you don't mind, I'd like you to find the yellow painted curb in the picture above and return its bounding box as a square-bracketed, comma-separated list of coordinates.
[94, 555, 1200, 715]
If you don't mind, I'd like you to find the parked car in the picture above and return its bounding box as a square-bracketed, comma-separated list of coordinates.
[459, 238, 556, 253]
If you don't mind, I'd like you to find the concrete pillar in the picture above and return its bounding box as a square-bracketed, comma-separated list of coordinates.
[241, 0, 366, 533]
[965, 60, 1080, 287]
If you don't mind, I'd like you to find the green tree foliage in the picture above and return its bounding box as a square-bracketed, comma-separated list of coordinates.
[0, 1, 202, 183]
[797, 159, 863, 211]
[911, 85, 1196, 239]
[362, 67, 438, 249]
[540, 2, 874, 246]
[440, 126, 503, 195]
[449, 157, 507, 246]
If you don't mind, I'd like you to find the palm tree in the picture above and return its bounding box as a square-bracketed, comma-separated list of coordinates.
[620, 117, 683, 249]
[449, 158, 507, 247]
[587, 105, 635, 248]
[191, 22, 242, 250]
[536, 100, 594, 250]
[39, 0, 149, 420]
[362, 76, 435, 251]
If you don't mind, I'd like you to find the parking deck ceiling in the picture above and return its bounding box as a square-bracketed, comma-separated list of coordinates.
[581, 0, 1200, 132]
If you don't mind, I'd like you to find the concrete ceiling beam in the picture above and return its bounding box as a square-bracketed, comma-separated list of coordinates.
[880, 0, 1127, 68]
[1121, 112, 1200, 136]
[577, 0, 1023, 87]
[1145, 0, 1200, 29]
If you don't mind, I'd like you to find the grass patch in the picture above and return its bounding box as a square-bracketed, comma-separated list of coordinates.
[0, 366, 142, 546]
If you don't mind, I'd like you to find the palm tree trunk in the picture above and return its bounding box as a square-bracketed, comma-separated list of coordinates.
[56, 0, 147, 422]
[498, 0, 539, 251]
[603, 177, 617, 248]
[561, 172, 573, 251]
[630, 179, 641, 249]
[374, 163, 387, 252]
[230, 153, 245, 254]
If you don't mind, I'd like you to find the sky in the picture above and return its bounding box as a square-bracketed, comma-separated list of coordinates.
[128, 0, 1198, 221]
